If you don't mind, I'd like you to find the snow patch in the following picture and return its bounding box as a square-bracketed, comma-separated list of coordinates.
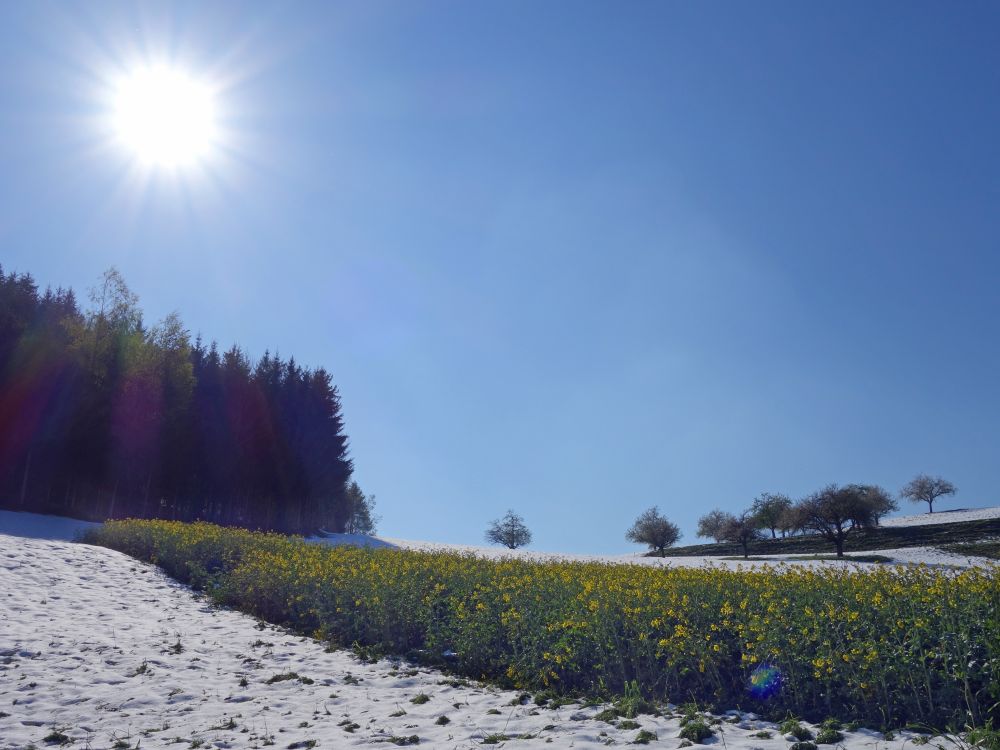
[0, 509, 100, 541]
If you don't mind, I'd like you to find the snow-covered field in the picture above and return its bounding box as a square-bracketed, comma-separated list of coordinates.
[1, 531, 950, 750]
[333, 535, 992, 570]
[880, 505, 1000, 527]
[316, 518, 1000, 571]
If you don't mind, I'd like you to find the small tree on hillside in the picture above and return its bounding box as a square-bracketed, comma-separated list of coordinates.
[865, 484, 899, 525]
[778, 503, 808, 537]
[900, 474, 956, 514]
[626, 506, 681, 557]
[750, 492, 793, 538]
[343, 481, 379, 535]
[796, 484, 886, 557]
[485, 510, 532, 549]
[696, 509, 731, 543]
[720, 511, 762, 559]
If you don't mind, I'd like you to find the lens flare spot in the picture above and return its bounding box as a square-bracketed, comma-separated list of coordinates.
[748, 664, 783, 700]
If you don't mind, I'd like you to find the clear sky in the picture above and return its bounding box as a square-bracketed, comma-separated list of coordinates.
[1, 2, 997, 554]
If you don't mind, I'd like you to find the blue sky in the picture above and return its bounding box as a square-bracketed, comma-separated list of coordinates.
[1, 2, 997, 553]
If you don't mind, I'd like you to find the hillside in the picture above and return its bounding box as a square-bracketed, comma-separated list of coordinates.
[659, 507, 1000, 559]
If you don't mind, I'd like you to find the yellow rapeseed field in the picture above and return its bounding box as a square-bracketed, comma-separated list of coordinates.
[86, 520, 1000, 728]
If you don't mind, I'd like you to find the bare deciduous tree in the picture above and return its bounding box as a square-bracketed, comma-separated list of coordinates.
[626, 506, 681, 557]
[720, 511, 762, 559]
[900, 474, 956, 514]
[696, 509, 731, 543]
[796, 484, 890, 557]
[485, 510, 532, 549]
[867, 485, 899, 525]
[343, 481, 379, 535]
[750, 492, 793, 538]
[778, 503, 809, 537]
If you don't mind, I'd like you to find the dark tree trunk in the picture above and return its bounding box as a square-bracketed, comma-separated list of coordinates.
[19, 450, 32, 507]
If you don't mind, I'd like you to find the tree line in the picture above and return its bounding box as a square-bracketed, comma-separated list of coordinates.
[0, 266, 364, 534]
[626, 474, 957, 558]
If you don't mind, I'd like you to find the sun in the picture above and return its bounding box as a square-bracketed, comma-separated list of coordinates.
[112, 66, 217, 168]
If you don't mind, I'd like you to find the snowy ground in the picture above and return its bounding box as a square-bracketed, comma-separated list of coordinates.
[0, 510, 99, 541]
[879, 505, 1000, 527]
[348, 536, 993, 570]
[1, 532, 950, 750]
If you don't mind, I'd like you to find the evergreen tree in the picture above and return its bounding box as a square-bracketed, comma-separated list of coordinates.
[0, 267, 355, 534]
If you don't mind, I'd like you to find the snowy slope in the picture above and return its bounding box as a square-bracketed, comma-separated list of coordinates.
[880, 506, 1000, 527]
[0, 509, 99, 541]
[0, 533, 948, 750]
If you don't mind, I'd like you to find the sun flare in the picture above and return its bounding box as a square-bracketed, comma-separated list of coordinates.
[112, 66, 217, 168]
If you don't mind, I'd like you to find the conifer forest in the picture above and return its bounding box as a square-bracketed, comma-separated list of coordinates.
[0, 267, 354, 534]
